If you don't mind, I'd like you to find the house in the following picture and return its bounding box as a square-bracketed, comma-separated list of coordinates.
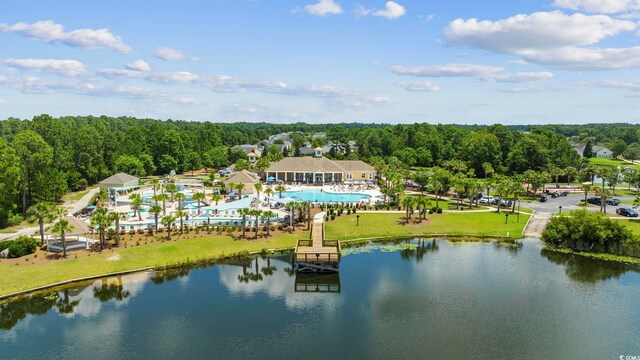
[247, 150, 260, 164]
[593, 146, 613, 158]
[265, 148, 376, 184]
[572, 143, 613, 158]
[232, 144, 260, 155]
[223, 170, 260, 194]
[98, 173, 139, 191]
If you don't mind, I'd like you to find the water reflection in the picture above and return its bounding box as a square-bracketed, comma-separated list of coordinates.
[541, 248, 635, 283]
[93, 278, 131, 302]
[0, 292, 58, 330]
[295, 273, 341, 293]
[400, 239, 439, 262]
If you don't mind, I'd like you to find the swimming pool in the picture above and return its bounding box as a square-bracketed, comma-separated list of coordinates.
[281, 189, 371, 203]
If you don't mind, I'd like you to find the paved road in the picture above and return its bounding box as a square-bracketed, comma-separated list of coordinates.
[523, 193, 633, 215]
[0, 187, 99, 241]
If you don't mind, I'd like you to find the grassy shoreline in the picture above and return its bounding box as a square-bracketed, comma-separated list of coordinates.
[542, 246, 640, 266]
[1, 212, 529, 298]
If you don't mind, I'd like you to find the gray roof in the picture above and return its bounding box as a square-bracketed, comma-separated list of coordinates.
[224, 170, 260, 185]
[99, 173, 138, 185]
[266, 157, 375, 174]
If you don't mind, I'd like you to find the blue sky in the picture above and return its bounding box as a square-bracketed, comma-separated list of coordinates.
[1, 0, 640, 124]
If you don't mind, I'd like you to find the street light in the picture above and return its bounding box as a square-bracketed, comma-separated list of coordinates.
[356, 214, 360, 226]
[505, 213, 509, 224]
[559, 205, 562, 214]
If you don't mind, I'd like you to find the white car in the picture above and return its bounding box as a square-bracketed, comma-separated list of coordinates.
[479, 196, 496, 205]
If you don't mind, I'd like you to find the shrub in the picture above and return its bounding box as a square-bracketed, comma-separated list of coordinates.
[0, 236, 37, 258]
[436, 208, 443, 214]
[128, 229, 136, 235]
[331, 214, 336, 220]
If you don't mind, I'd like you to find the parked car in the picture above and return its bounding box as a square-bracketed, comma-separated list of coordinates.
[551, 192, 559, 198]
[499, 199, 513, 208]
[539, 195, 548, 202]
[616, 208, 638, 217]
[218, 168, 232, 176]
[479, 196, 496, 205]
[587, 197, 601, 205]
[606, 198, 621, 206]
[560, 191, 569, 197]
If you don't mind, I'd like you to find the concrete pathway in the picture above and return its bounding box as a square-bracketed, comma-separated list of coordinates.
[0, 187, 99, 241]
[523, 212, 553, 238]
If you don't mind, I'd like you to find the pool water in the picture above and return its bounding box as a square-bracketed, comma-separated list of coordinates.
[282, 189, 370, 203]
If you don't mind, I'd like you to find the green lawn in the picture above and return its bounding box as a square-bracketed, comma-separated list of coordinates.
[589, 157, 640, 170]
[324, 212, 529, 241]
[617, 219, 640, 236]
[0, 233, 300, 296]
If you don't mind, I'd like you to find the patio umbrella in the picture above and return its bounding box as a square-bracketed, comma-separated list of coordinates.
[228, 191, 237, 197]
[267, 176, 276, 181]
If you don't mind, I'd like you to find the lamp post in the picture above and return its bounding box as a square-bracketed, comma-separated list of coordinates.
[356, 214, 360, 226]
[505, 213, 509, 224]
[559, 205, 562, 214]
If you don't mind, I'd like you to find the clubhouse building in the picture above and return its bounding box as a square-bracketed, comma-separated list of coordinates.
[264, 148, 376, 184]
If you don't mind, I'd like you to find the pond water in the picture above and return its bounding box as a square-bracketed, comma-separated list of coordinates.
[2, 238, 640, 359]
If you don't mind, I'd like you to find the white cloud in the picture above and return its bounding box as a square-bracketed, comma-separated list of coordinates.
[553, 0, 640, 14]
[304, 0, 343, 16]
[598, 79, 640, 91]
[373, 1, 406, 19]
[520, 46, 640, 70]
[391, 63, 553, 83]
[444, 11, 640, 70]
[390, 64, 503, 77]
[126, 60, 150, 72]
[356, 1, 406, 19]
[481, 72, 554, 82]
[154, 47, 199, 61]
[397, 80, 440, 92]
[0, 20, 132, 53]
[445, 12, 635, 54]
[99, 68, 199, 83]
[3, 58, 88, 77]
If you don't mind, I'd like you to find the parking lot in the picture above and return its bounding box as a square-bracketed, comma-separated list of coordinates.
[523, 193, 634, 214]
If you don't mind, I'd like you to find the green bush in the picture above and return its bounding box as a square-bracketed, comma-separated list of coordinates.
[0, 236, 37, 258]
[436, 208, 443, 214]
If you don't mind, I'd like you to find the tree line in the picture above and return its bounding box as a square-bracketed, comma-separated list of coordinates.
[2, 114, 636, 228]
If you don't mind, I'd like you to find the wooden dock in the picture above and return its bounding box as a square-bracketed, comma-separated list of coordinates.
[294, 212, 341, 272]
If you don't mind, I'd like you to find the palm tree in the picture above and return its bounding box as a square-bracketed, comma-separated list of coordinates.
[288, 201, 297, 230]
[149, 205, 162, 233]
[417, 196, 431, 220]
[263, 210, 274, 236]
[162, 215, 176, 240]
[254, 183, 263, 201]
[565, 166, 577, 185]
[193, 192, 206, 214]
[175, 210, 187, 234]
[581, 183, 592, 206]
[165, 183, 178, 202]
[596, 187, 611, 213]
[211, 193, 222, 206]
[235, 183, 245, 199]
[252, 209, 262, 239]
[129, 193, 143, 221]
[26, 202, 55, 244]
[149, 179, 160, 202]
[549, 166, 565, 188]
[174, 192, 186, 211]
[50, 218, 74, 258]
[240, 207, 251, 238]
[91, 207, 111, 250]
[275, 184, 286, 198]
[402, 196, 414, 222]
[264, 188, 274, 206]
[108, 211, 126, 246]
[157, 193, 169, 215]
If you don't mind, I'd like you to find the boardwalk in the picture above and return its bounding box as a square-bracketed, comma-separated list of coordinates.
[294, 212, 341, 272]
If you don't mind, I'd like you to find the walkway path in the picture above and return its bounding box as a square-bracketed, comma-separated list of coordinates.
[0, 187, 99, 241]
[523, 212, 552, 238]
